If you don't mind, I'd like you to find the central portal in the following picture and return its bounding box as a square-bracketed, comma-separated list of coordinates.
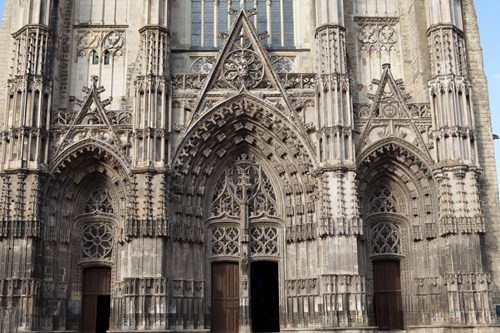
[251, 261, 280, 332]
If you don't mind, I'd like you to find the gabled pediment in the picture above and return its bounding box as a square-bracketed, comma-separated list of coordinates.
[188, 10, 294, 125]
[55, 76, 126, 157]
[358, 64, 430, 155]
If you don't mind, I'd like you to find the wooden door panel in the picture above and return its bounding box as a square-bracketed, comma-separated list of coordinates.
[82, 267, 111, 333]
[373, 260, 403, 330]
[81, 295, 97, 333]
[211, 262, 239, 333]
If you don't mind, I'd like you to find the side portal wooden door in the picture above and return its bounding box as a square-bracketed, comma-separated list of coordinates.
[81, 267, 111, 333]
[211, 262, 239, 333]
[373, 260, 404, 330]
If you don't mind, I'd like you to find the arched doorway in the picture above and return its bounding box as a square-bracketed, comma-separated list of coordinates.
[81, 267, 111, 333]
[365, 185, 407, 330]
[207, 154, 282, 333]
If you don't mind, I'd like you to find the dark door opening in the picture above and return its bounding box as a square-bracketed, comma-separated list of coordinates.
[211, 262, 240, 333]
[81, 267, 111, 333]
[373, 260, 404, 330]
[251, 261, 280, 332]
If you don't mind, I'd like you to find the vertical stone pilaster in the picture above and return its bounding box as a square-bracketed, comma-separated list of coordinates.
[315, 0, 366, 328]
[426, 0, 493, 325]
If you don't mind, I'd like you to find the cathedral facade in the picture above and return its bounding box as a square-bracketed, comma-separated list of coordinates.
[0, 0, 499, 332]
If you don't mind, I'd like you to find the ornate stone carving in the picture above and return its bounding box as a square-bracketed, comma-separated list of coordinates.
[210, 227, 239, 256]
[76, 29, 125, 60]
[357, 20, 398, 54]
[191, 56, 215, 74]
[368, 186, 401, 214]
[83, 188, 114, 214]
[210, 157, 277, 218]
[250, 226, 278, 255]
[271, 56, 294, 73]
[81, 223, 113, 259]
[370, 222, 401, 256]
[216, 35, 267, 89]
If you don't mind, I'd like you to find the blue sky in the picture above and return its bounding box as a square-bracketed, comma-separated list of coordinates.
[0, 1, 498, 183]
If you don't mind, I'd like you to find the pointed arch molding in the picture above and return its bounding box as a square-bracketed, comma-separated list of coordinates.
[172, 95, 319, 242]
[358, 140, 438, 240]
[49, 139, 130, 177]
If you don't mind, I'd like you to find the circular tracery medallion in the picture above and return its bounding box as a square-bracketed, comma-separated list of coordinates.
[82, 223, 113, 259]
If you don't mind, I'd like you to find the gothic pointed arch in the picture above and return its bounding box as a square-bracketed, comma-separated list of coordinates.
[358, 139, 437, 240]
[172, 94, 318, 243]
[357, 138, 440, 329]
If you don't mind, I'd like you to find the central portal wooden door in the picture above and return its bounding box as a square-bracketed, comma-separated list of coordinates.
[81, 267, 111, 333]
[211, 262, 240, 333]
[373, 260, 404, 330]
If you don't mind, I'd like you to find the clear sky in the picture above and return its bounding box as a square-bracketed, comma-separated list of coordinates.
[0, 0, 498, 183]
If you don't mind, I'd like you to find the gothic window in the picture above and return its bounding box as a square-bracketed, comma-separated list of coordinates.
[82, 223, 113, 259]
[103, 50, 111, 65]
[210, 160, 277, 218]
[370, 222, 401, 256]
[209, 155, 280, 259]
[191, 0, 294, 48]
[84, 188, 114, 214]
[368, 186, 400, 214]
[91, 50, 99, 64]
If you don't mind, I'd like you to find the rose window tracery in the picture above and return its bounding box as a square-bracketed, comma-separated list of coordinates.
[370, 222, 401, 256]
[222, 35, 264, 89]
[82, 223, 113, 259]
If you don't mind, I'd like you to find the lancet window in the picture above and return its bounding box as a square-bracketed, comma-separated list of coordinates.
[191, 0, 294, 48]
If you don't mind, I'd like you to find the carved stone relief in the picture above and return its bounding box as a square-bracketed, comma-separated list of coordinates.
[76, 29, 125, 60]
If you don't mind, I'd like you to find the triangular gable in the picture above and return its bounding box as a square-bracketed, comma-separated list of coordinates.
[358, 64, 430, 154]
[188, 9, 294, 123]
[55, 76, 125, 156]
